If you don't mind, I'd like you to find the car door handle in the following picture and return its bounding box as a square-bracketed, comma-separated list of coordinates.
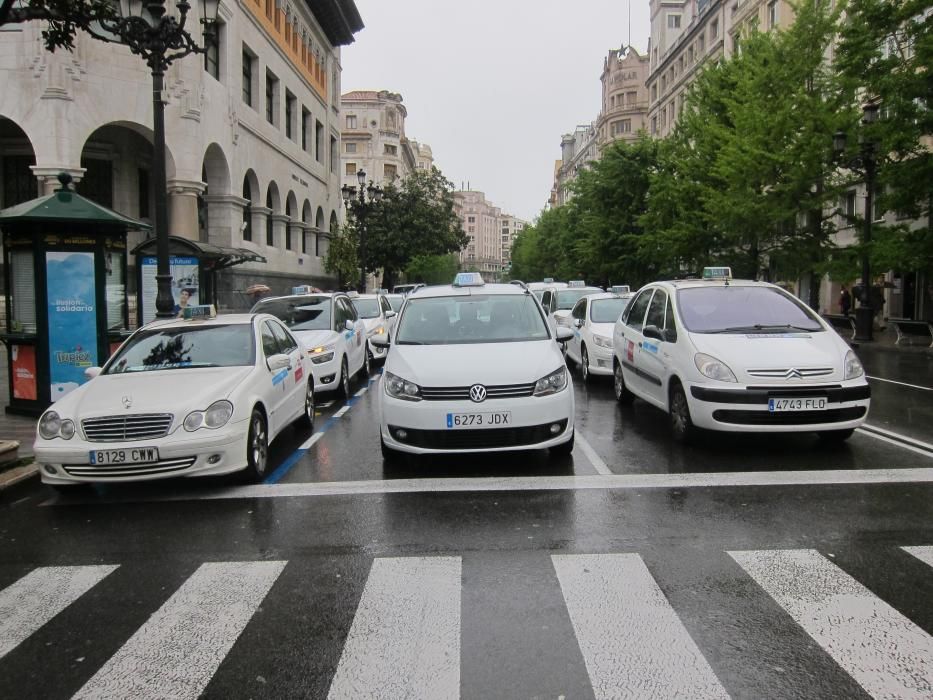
[637, 342, 643, 348]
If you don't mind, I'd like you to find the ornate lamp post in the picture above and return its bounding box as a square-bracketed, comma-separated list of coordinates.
[92, 0, 219, 317]
[833, 102, 880, 342]
[341, 169, 383, 293]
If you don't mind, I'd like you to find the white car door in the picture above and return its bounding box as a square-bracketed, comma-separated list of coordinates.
[268, 320, 306, 425]
[617, 288, 654, 400]
[637, 289, 673, 406]
[568, 298, 586, 363]
[259, 320, 296, 435]
[338, 297, 366, 374]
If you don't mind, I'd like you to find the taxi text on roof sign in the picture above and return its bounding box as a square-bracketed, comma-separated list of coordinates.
[568, 280, 586, 288]
[183, 304, 216, 319]
[454, 272, 485, 287]
[702, 266, 733, 280]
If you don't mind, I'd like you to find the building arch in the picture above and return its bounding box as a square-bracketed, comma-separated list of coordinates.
[241, 170, 259, 242]
[315, 206, 325, 229]
[329, 210, 339, 233]
[301, 199, 313, 255]
[285, 191, 298, 250]
[0, 116, 38, 207]
[265, 181, 280, 246]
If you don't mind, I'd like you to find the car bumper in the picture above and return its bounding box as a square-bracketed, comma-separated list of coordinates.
[309, 354, 342, 394]
[367, 338, 388, 359]
[685, 380, 871, 432]
[587, 344, 614, 375]
[379, 386, 574, 454]
[34, 419, 251, 484]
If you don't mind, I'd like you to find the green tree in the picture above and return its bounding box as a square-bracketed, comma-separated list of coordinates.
[324, 224, 359, 290]
[0, 0, 119, 51]
[404, 253, 460, 285]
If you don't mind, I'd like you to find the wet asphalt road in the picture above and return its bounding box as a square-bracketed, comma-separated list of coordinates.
[1, 343, 932, 698]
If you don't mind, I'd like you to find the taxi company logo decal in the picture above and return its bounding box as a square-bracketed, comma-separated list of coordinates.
[469, 384, 487, 403]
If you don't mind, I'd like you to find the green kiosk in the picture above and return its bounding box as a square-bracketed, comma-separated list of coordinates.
[0, 173, 148, 415]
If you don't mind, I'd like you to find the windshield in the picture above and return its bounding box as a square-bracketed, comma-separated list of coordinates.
[353, 299, 381, 319]
[385, 295, 405, 311]
[533, 290, 545, 301]
[104, 324, 255, 373]
[252, 296, 332, 331]
[677, 286, 824, 333]
[556, 289, 601, 310]
[395, 294, 550, 345]
[590, 298, 630, 324]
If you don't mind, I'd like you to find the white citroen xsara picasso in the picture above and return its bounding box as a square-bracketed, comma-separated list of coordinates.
[374, 274, 575, 460]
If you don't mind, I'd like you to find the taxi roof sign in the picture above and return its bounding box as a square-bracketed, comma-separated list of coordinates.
[567, 280, 586, 288]
[454, 272, 485, 287]
[702, 266, 732, 280]
[183, 304, 216, 320]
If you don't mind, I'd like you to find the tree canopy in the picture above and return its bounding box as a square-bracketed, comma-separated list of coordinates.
[0, 0, 118, 51]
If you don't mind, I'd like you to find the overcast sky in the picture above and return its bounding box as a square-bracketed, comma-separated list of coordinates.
[340, 0, 651, 223]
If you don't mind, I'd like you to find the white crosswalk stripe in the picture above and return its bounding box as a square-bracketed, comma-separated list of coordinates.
[327, 557, 462, 700]
[729, 549, 933, 699]
[903, 545, 933, 569]
[73, 560, 286, 700]
[553, 553, 729, 700]
[0, 565, 118, 659]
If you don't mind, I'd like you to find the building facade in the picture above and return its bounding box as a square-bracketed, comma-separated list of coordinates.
[499, 214, 528, 272]
[555, 123, 599, 207]
[454, 190, 503, 276]
[0, 0, 363, 309]
[597, 46, 651, 153]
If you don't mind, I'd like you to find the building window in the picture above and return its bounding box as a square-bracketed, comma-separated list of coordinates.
[699, 34, 706, 52]
[345, 162, 357, 176]
[711, 19, 719, 39]
[301, 107, 310, 151]
[384, 164, 397, 179]
[242, 180, 252, 242]
[242, 48, 254, 107]
[285, 91, 295, 140]
[651, 116, 657, 133]
[767, 0, 777, 28]
[468, 216, 475, 223]
[345, 142, 356, 153]
[612, 119, 632, 135]
[346, 115, 357, 129]
[265, 71, 278, 125]
[651, 83, 657, 102]
[330, 136, 337, 173]
[315, 120, 324, 163]
[266, 192, 274, 246]
[842, 190, 856, 220]
[668, 13, 681, 29]
[204, 23, 221, 80]
[77, 158, 113, 208]
[264, 0, 272, 20]
[384, 144, 397, 156]
[137, 168, 150, 219]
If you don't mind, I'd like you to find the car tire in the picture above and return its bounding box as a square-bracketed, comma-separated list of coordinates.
[300, 379, 315, 429]
[244, 408, 269, 483]
[581, 346, 591, 383]
[613, 361, 634, 404]
[817, 428, 855, 443]
[669, 383, 696, 444]
[550, 430, 575, 457]
[362, 348, 372, 379]
[339, 356, 351, 400]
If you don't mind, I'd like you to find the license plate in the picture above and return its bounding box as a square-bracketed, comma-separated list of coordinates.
[768, 397, 827, 412]
[89, 447, 160, 465]
[446, 412, 512, 429]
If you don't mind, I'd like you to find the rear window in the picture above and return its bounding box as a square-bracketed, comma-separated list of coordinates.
[555, 288, 602, 310]
[252, 295, 332, 331]
[590, 298, 630, 324]
[677, 286, 823, 333]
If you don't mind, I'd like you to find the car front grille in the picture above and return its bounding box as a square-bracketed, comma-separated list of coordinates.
[712, 407, 866, 425]
[63, 456, 196, 478]
[746, 367, 835, 380]
[390, 420, 568, 450]
[420, 382, 537, 401]
[82, 414, 174, 442]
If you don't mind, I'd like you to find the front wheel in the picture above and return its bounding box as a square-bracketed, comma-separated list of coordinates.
[549, 430, 575, 457]
[817, 428, 855, 443]
[243, 409, 269, 483]
[581, 347, 591, 383]
[613, 362, 633, 404]
[339, 356, 351, 400]
[300, 379, 315, 429]
[361, 347, 372, 379]
[669, 384, 696, 444]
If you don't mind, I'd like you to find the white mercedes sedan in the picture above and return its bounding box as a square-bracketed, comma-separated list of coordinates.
[34, 313, 315, 488]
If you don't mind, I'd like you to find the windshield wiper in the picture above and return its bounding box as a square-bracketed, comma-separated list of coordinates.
[396, 340, 424, 345]
[709, 324, 819, 334]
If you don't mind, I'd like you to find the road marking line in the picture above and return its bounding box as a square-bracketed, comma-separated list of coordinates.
[333, 405, 351, 418]
[0, 565, 119, 659]
[729, 549, 933, 699]
[855, 429, 933, 460]
[327, 557, 461, 700]
[299, 432, 324, 451]
[319, 400, 336, 409]
[576, 432, 612, 476]
[902, 546, 933, 568]
[58, 468, 933, 505]
[553, 554, 727, 700]
[867, 375, 933, 392]
[354, 385, 369, 398]
[74, 561, 285, 700]
[860, 424, 933, 452]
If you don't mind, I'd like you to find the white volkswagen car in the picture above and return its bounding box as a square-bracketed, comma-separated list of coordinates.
[374, 276, 576, 460]
[351, 292, 398, 364]
[566, 292, 633, 382]
[611, 273, 871, 443]
[34, 313, 315, 487]
[252, 292, 368, 399]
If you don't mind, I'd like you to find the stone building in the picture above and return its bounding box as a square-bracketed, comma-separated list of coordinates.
[339, 90, 420, 189]
[499, 214, 528, 272]
[597, 46, 650, 153]
[454, 190, 503, 277]
[0, 0, 363, 308]
[555, 123, 598, 207]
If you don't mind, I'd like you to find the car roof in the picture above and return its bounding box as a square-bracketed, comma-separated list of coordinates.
[649, 278, 779, 291]
[143, 313, 258, 330]
[553, 286, 602, 294]
[353, 294, 384, 300]
[583, 292, 632, 302]
[408, 283, 535, 299]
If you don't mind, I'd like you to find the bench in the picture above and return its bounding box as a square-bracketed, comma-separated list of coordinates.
[889, 318, 933, 347]
[822, 313, 856, 340]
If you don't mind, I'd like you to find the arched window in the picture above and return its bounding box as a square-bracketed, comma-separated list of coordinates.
[266, 190, 274, 246]
[242, 177, 252, 241]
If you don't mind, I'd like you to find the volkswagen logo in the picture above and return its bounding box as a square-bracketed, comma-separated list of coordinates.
[121, 396, 132, 409]
[469, 384, 487, 403]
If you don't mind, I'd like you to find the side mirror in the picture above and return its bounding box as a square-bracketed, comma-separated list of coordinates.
[371, 333, 390, 348]
[345, 319, 355, 332]
[267, 354, 291, 371]
[643, 324, 664, 342]
[573, 318, 583, 329]
[555, 327, 574, 343]
[85, 366, 103, 380]
[385, 310, 397, 319]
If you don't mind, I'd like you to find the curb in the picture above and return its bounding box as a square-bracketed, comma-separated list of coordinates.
[0, 462, 39, 491]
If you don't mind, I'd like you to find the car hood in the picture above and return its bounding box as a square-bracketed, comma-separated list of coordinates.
[688, 330, 847, 382]
[589, 322, 616, 338]
[292, 329, 340, 349]
[53, 366, 254, 418]
[362, 317, 383, 333]
[388, 341, 562, 386]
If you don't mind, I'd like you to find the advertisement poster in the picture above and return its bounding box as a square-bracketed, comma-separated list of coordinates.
[46, 251, 98, 402]
[140, 256, 200, 323]
[11, 344, 37, 400]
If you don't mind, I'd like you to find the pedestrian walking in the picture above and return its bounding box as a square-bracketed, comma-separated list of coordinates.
[839, 284, 851, 316]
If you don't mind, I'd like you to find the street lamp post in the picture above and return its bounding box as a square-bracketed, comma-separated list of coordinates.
[833, 102, 880, 342]
[341, 169, 383, 293]
[92, 0, 219, 317]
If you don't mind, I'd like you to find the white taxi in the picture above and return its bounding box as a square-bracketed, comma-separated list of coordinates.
[542, 285, 604, 330]
[351, 292, 398, 364]
[566, 292, 634, 382]
[251, 292, 368, 399]
[373, 274, 576, 460]
[611, 271, 871, 443]
[34, 313, 315, 487]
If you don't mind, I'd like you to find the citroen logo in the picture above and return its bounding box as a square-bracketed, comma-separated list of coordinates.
[122, 396, 132, 409]
[786, 368, 802, 379]
[469, 384, 487, 403]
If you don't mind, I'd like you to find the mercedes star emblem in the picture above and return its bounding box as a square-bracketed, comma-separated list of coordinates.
[122, 396, 132, 409]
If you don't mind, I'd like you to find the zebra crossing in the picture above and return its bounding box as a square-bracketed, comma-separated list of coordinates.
[1, 548, 931, 699]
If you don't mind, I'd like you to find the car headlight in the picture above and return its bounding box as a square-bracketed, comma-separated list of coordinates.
[184, 400, 234, 432]
[309, 344, 336, 364]
[534, 366, 568, 396]
[592, 334, 613, 349]
[694, 353, 737, 382]
[844, 349, 864, 380]
[384, 371, 422, 401]
[38, 412, 75, 440]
